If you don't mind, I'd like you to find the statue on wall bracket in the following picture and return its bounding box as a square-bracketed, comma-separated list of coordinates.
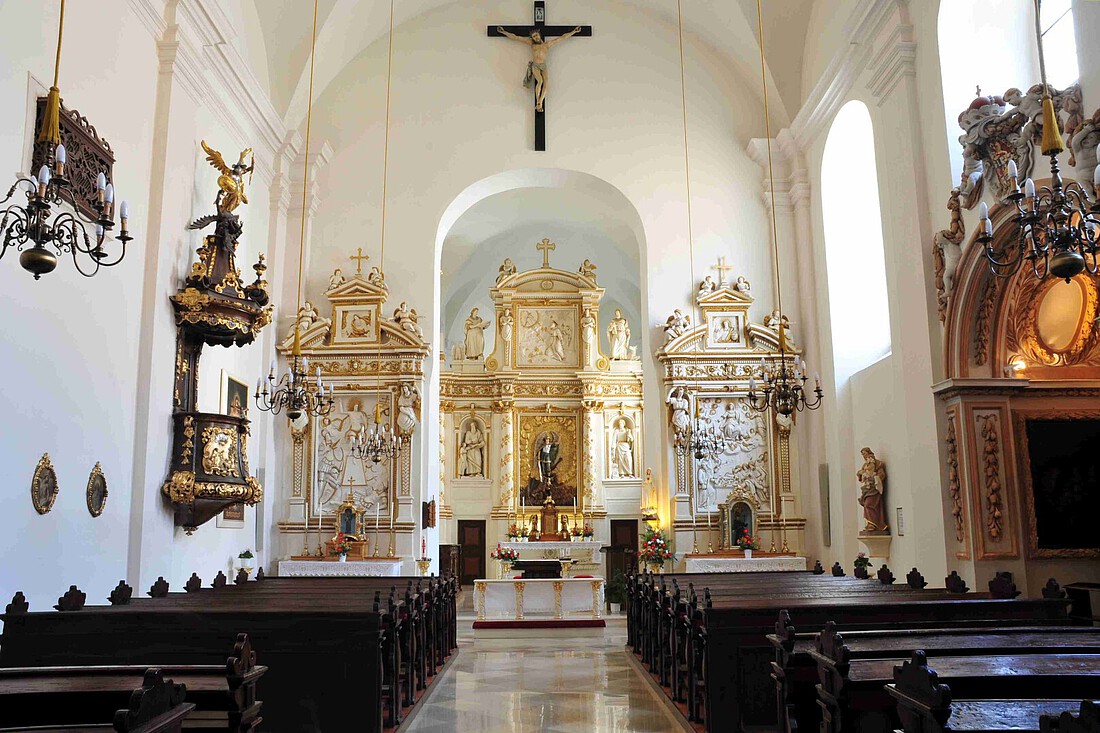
[856, 447, 889, 534]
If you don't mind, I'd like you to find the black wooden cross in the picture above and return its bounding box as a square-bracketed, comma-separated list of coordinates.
[488, 1, 592, 151]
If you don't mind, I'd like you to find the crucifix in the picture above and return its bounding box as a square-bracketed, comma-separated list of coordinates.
[536, 237, 556, 268]
[712, 256, 735, 287]
[350, 247, 370, 275]
[488, 1, 592, 151]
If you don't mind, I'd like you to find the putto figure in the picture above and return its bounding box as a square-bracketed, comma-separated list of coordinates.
[200, 140, 254, 214]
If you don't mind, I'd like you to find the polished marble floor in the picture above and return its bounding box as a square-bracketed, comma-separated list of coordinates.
[401, 617, 689, 732]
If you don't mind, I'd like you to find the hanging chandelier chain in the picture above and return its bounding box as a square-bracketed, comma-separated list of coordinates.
[295, 0, 320, 317]
[51, 0, 65, 89]
[380, 0, 395, 274]
[756, 0, 784, 329]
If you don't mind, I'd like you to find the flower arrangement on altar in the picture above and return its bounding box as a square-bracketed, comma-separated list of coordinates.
[736, 530, 760, 551]
[579, 523, 594, 539]
[506, 523, 528, 541]
[332, 533, 353, 557]
[491, 544, 519, 562]
[638, 527, 674, 567]
[853, 552, 871, 569]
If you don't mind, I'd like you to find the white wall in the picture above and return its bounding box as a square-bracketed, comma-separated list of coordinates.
[0, 0, 291, 609]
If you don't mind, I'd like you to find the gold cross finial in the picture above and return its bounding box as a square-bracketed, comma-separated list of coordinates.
[712, 256, 735, 287]
[536, 238, 556, 268]
[350, 247, 370, 275]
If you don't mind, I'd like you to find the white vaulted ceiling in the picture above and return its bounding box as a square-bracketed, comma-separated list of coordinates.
[250, 0, 818, 135]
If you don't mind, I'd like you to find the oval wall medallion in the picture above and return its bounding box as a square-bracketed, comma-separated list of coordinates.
[87, 462, 108, 517]
[31, 453, 59, 515]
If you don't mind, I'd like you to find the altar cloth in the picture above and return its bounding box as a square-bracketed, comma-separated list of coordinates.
[473, 577, 605, 620]
[682, 555, 807, 573]
[277, 558, 404, 577]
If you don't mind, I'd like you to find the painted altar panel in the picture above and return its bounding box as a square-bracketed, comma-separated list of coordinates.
[515, 306, 580, 369]
[516, 412, 580, 503]
[693, 396, 771, 513]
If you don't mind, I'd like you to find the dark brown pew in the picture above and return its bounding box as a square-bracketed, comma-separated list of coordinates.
[822, 648, 1100, 733]
[0, 634, 263, 732]
[0, 575, 457, 733]
[888, 651, 1100, 733]
[0, 669, 195, 733]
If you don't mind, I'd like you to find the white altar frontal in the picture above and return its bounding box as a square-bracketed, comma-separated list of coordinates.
[683, 555, 807, 573]
[277, 558, 405, 577]
[474, 577, 605, 620]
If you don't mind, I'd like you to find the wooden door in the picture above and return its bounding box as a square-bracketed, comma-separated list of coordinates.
[606, 519, 638, 579]
[458, 520, 486, 585]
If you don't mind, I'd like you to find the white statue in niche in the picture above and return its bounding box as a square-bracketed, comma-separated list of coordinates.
[500, 310, 514, 345]
[609, 418, 636, 479]
[463, 308, 491, 359]
[459, 419, 486, 477]
[607, 309, 631, 360]
[396, 384, 421, 435]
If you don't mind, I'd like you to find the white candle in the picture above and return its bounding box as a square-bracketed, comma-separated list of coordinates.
[390, 494, 394, 529]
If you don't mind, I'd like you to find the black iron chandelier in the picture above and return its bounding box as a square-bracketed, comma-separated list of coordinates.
[745, 0, 822, 418]
[976, 0, 1100, 283]
[1, 0, 133, 279]
[255, 0, 333, 423]
[674, 416, 728, 461]
[255, 327, 334, 421]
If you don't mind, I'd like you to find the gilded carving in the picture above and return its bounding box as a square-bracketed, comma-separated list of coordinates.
[518, 413, 579, 491]
[31, 453, 59, 515]
[499, 411, 514, 506]
[201, 426, 239, 477]
[173, 287, 211, 312]
[180, 416, 195, 466]
[945, 412, 965, 544]
[933, 188, 964, 322]
[978, 414, 1004, 541]
[1004, 272, 1100, 368]
[974, 277, 999, 366]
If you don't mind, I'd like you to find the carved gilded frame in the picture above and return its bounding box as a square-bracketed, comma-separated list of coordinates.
[31, 453, 58, 515]
[86, 462, 108, 518]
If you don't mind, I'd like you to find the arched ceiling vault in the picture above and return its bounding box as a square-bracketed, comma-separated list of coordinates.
[251, 0, 814, 137]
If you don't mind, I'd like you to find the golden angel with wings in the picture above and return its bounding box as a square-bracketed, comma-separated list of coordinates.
[200, 140, 254, 214]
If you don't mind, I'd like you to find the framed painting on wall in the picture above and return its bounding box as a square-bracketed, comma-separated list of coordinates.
[216, 502, 246, 528]
[220, 370, 250, 419]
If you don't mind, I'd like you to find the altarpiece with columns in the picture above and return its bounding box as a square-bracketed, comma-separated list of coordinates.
[657, 273, 806, 558]
[441, 243, 644, 548]
[274, 266, 430, 568]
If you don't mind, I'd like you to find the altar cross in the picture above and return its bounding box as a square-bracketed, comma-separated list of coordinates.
[712, 256, 735, 287]
[487, 1, 592, 151]
[536, 237, 556, 268]
[350, 247, 370, 275]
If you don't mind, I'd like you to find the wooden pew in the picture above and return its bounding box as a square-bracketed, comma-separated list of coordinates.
[887, 651, 1100, 733]
[628, 568, 1071, 733]
[819, 643, 1100, 733]
[0, 669, 195, 733]
[0, 634, 264, 732]
[0, 575, 456, 733]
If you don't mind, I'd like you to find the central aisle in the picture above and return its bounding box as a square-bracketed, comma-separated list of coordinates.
[401, 618, 689, 732]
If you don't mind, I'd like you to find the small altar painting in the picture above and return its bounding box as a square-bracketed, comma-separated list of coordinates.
[332, 304, 379, 344]
[516, 306, 579, 368]
[216, 502, 245, 528]
[705, 311, 745, 349]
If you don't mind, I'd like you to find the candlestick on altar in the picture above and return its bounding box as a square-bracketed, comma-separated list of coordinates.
[373, 499, 380, 557]
[302, 501, 310, 557]
[707, 509, 713, 554]
[317, 504, 324, 557]
[781, 516, 790, 554]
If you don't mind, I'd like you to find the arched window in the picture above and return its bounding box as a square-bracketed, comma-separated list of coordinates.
[821, 101, 891, 383]
[937, 1, 1040, 180]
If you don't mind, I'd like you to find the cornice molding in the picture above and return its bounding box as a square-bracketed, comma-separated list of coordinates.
[128, 0, 167, 39]
[867, 23, 917, 102]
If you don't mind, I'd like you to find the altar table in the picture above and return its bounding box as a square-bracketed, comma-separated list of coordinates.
[474, 577, 605, 620]
[683, 555, 808, 573]
[277, 558, 404, 577]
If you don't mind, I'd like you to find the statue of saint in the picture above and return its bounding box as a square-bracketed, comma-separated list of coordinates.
[667, 387, 691, 442]
[463, 307, 491, 359]
[396, 384, 421, 436]
[496, 25, 584, 112]
[610, 418, 635, 479]
[459, 421, 486, 477]
[537, 434, 560, 483]
[607, 309, 631, 360]
[856, 447, 889, 532]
